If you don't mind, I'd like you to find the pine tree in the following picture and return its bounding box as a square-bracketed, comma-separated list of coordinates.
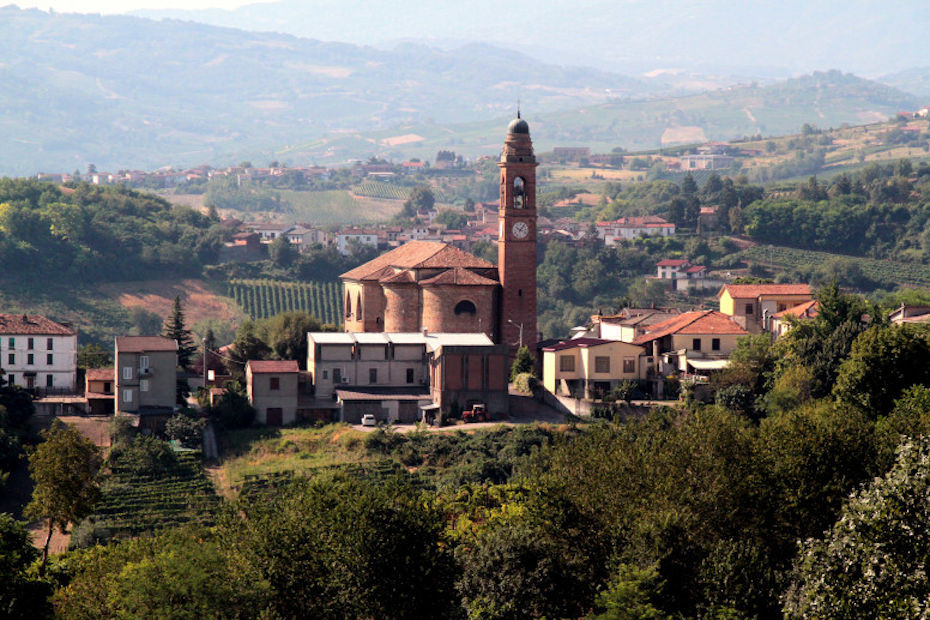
[163, 295, 195, 367]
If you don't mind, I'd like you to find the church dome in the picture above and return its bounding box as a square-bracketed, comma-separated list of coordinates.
[507, 117, 529, 135]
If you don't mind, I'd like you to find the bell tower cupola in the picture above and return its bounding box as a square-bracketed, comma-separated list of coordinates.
[497, 112, 538, 355]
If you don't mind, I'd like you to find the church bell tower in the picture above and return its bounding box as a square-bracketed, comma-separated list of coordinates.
[498, 113, 538, 355]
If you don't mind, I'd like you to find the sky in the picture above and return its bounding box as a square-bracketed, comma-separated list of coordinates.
[13, 1, 265, 13]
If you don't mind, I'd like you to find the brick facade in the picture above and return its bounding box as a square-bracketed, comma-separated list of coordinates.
[340, 117, 539, 358]
[497, 115, 538, 354]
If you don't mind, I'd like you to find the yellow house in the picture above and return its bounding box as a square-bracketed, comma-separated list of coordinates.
[542, 338, 645, 399]
[718, 283, 812, 332]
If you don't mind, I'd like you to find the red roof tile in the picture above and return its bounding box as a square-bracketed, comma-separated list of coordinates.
[0, 314, 75, 336]
[336, 387, 429, 401]
[720, 284, 811, 299]
[116, 336, 178, 352]
[86, 368, 114, 381]
[419, 267, 499, 286]
[633, 311, 747, 345]
[657, 259, 689, 267]
[247, 360, 299, 373]
[774, 300, 820, 319]
[340, 241, 494, 281]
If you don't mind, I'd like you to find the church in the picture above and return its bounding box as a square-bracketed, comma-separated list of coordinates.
[340, 115, 538, 353]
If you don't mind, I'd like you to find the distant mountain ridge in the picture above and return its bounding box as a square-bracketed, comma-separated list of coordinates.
[132, 0, 930, 77]
[0, 6, 653, 175]
[0, 6, 920, 175]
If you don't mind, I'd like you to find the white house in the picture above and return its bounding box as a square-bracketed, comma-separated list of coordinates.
[335, 229, 379, 255]
[596, 216, 675, 245]
[0, 315, 78, 392]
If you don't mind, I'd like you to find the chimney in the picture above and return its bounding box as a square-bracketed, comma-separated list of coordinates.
[421, 326, 428, 337]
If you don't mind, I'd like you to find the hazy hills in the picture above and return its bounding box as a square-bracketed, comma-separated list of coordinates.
[0, 6, 652, 175]
[284, 71, 920, 163]
[0, 6, 921, 175]
[133, 0, 930, 77]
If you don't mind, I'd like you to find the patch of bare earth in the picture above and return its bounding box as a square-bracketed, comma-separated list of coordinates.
[97, 279, 245, 327]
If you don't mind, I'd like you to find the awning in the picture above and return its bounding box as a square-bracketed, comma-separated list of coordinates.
[419, 403, 440, 411]
[687, 359, 730, 371]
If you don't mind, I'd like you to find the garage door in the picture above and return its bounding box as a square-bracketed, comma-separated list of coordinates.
[266, 407, 283, 426]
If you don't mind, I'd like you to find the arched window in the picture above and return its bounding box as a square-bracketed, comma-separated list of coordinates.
[345, 292, 352, 318]
[513, 176, 525, 208]
[356, 293, 362, 320]
[454, 300, 477, 316]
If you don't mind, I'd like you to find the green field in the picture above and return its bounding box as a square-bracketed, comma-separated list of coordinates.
[228, 279, 343, 324]
[741, 245, 930, 288]
[277, 189, 401, 225]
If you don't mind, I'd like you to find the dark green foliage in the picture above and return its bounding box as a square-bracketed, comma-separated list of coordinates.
[76, 343, 111, 369]
[165, 413, 206, 449]
[162, 296, 195, 368]
[435, 208, 468, 229]
[834, 324, 930, 418]
[53, 527, 261, 618]
[510, 345, 534, 381]
[0, 514, 52, 618]
[227, 279, 343, 324]
[221, 475, 458, 619]
[268, 235, 297, 267]
[0, 180, 222, 283]
[715, 384, 756, 416]
[108, 436, 178, 477]
[209, 382, 256, 429]
[457, 522, 591, 619]
[785, 437, 930, 617]
[402, 185, 435, 218]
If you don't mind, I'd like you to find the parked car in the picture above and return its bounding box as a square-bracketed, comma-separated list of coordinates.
[361, 414, 377, 427]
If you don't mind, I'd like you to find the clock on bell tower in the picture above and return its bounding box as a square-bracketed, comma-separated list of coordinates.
[497, 112, 538, 355]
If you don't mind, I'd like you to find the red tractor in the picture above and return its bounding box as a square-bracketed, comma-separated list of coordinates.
[462, 403, 489, 423]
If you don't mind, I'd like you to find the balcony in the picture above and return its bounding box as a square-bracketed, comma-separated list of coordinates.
[139, 367, 153, 377]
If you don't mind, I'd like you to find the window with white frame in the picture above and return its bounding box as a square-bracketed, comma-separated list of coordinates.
[123, 367, 132, 380]
[123, 389, 133, 403]
[140, 379, 150, 392]
[139, 355, 150, 370]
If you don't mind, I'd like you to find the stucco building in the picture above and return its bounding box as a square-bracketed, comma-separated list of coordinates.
[0, 314, 77, 392]
[245, 360, 300, 426]
[115, 336, 178, 426]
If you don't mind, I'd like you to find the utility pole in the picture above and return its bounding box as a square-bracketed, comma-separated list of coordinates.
[202, 337, 207, 394]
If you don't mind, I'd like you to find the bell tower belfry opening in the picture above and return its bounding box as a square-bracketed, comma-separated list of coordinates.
[497, 113, 538, 355]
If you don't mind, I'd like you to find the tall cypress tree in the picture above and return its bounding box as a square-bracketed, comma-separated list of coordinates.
[163, 295, 195, 368]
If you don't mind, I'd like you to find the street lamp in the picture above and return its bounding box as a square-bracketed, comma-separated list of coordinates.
[507, 319, 524, 348]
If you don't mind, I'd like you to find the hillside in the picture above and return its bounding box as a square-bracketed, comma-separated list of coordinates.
[288, 71, 919, 163]
[134, 0, 930, 77]
[0, 6, 652, 176]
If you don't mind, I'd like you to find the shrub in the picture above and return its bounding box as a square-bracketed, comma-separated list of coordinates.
[513, 372, 538, 394]
[165, 413, 206, 448]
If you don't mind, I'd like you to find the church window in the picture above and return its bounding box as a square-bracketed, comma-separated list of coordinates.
[513, 177, 525, 208]
[356, 293, 362, 320]
[345, 292, 352, 318]
[454, 300, 477, 316]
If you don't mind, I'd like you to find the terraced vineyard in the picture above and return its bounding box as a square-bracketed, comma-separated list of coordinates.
[237, 460, 425, 499]
[354, 181, 446, 202]
[89, 452, 220, 537]
[741, 245, 930, 288]
[228, 279, 343, 324]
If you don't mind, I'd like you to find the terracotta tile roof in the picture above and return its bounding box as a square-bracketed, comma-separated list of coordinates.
[685, 265, 707, 273]
[380, 270, 416, 284]
[341, 241, 493, 281]
[542, 338, 613, 352]
[419, 267, 498, 286]
[774, 300, 820, 319]
[597, 216, 673, 228]
[86, 368, 114, 381]
[633, 311, 747, 345]
[657, 259, 689, 267]
[116, 336, 178, 352]
[85, 391, 113, 400]
[247, 360, 299, 373]
[720, 284, 811, 299]
[0, 314, 75, 336]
